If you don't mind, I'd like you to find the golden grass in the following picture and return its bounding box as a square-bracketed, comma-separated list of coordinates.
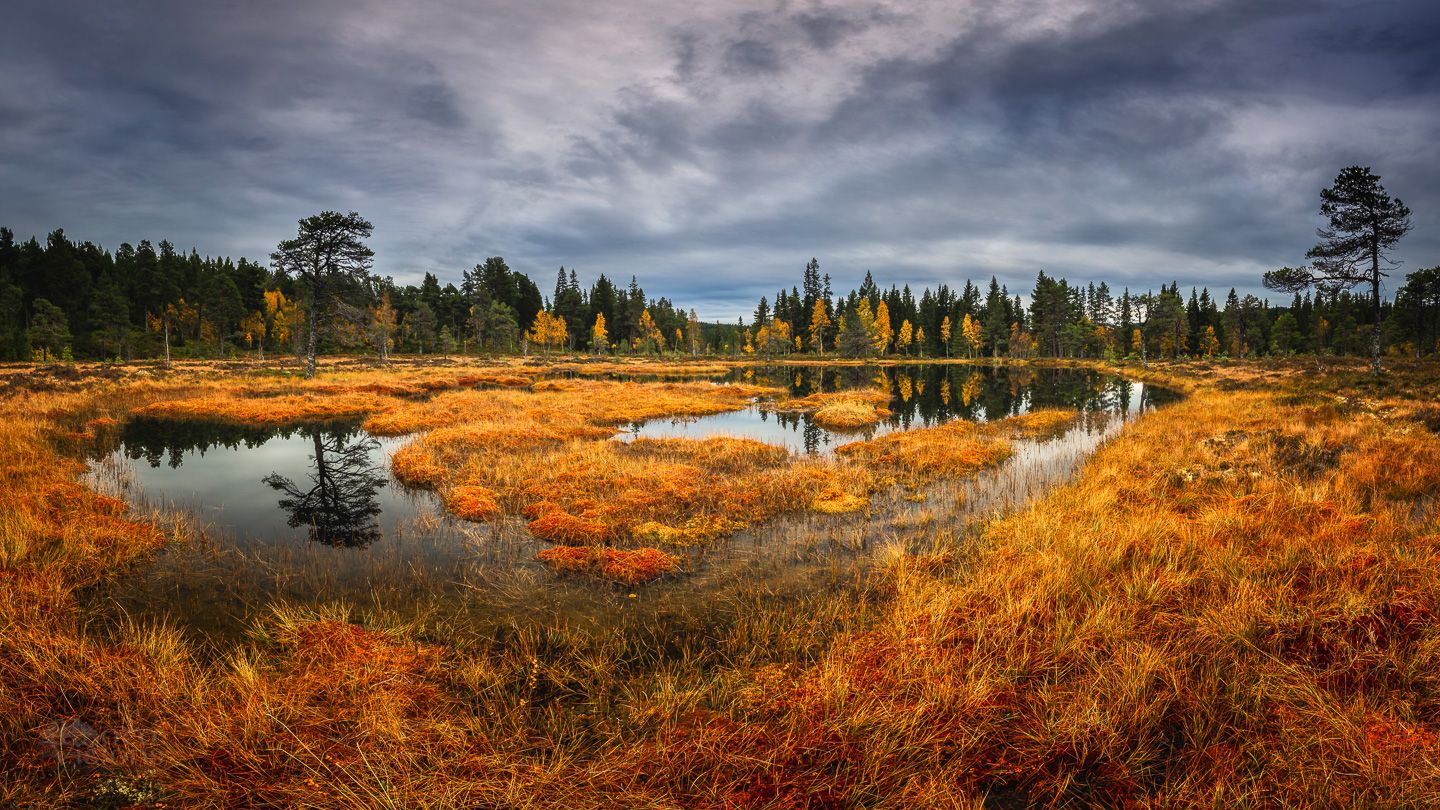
[811, 486, 869, 514]
[836, 415, 1020, 489]
[11, 356, 1440, 805]
[999, 406, 1080, 438]
[812, 400, 885, 430]
[772, 388, 894, 432]
[133, 391, 403, 425]
[588, 363, 1440, 806]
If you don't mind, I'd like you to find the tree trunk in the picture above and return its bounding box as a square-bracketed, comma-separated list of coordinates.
[305, 292, 320, 379]
[1371, 230, 1383, 376]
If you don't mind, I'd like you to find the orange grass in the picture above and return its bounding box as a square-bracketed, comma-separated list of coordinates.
[444, 485, 501, 521]
[836, 414, 1020, 488]
[376, 377, 876, 548]
[999, 406, 1080, 438]
[14, 357, 1440, 806]
[585, 366, 1440, 806]
[132, 391, 404, 426]
[536, 546, 681, 584]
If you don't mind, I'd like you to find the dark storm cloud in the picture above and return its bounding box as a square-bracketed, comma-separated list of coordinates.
[792, 8, 868, 50]
[723, 38, 784, 75]
[2, 0, 1438, 319]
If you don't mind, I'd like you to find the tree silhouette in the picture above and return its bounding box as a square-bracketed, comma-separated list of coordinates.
[270, 211, 375, 378]
[263, 428, 388, 548]
[1265, 166, 1411, 374]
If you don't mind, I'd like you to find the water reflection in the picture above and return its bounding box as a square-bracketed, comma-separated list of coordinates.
[95, 419, 420, 548]
[626, 365, 1177, 454]
[262, 431, 388, 548]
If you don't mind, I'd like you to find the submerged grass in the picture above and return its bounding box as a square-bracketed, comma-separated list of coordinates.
[3, 355, 1438, 806]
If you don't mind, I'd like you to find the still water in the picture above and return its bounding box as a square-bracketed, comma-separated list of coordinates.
[622, 364, 1177, 454]
[102, 420, 426, 548]
[81, 364, 1177, 642]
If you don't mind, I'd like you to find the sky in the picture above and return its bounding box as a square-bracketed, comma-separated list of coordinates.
[2, 0, 1437, 321]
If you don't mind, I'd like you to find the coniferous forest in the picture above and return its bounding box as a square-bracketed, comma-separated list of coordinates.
[2, 223, 1436, 363]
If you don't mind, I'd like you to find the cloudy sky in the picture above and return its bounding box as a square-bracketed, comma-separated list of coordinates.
[2, 0, 1437, 319]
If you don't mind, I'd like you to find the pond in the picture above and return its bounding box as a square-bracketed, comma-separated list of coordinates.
[81, 364, 1177, 645]
[102, 419, 424, 548]
[620, 364, 1178, 454]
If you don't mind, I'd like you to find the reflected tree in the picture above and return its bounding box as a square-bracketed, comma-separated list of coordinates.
[263, 428, 387, 547]
[121, 418, 289, 468]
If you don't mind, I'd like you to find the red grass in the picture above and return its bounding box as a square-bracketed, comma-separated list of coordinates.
[527, 510, 612, 545]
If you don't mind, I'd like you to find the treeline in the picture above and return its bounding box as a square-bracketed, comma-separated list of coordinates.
[743, 261, 1440, 360]
[0, 227, 725, 361]
[3, 224, 1436, 363]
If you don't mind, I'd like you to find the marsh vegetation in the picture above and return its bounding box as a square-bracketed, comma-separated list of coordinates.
[3, 355, 1439, 807]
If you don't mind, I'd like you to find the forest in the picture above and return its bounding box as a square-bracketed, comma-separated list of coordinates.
[3, 225, 1437, 364]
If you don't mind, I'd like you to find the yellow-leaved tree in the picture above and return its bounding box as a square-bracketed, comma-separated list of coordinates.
[528, 311, 567, 356]
[897, 319, 913, 355]
[962, 313, 984, 358]
[808, 298, 830, 354]
[371, 290, 397, 361]
[940, 315, 952, 357]
[239, 310, 267, 359]
[1200, 325, 1220, 358]
[872, 300, 893, 355]
[685, 309, 702, 355]
[591, 313, 608, 354]
[264, 290, 294, 357]
[637, 309, 664, 354]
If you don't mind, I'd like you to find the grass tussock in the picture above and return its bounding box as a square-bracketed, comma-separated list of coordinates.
[999, 406, 1081, 438]
[535, 546, 681, 584]
[811, 486, 869, 514]
[836, 414, 1023, 488]
[444, 485, 502, 521]
[812, 400, 887, 430]
[773, 388, 893, 431]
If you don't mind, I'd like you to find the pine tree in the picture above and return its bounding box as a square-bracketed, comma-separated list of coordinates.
[1265, 166, 1412, 374]
[28, 298, 71, 361]
[270, 211, 375, 378]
